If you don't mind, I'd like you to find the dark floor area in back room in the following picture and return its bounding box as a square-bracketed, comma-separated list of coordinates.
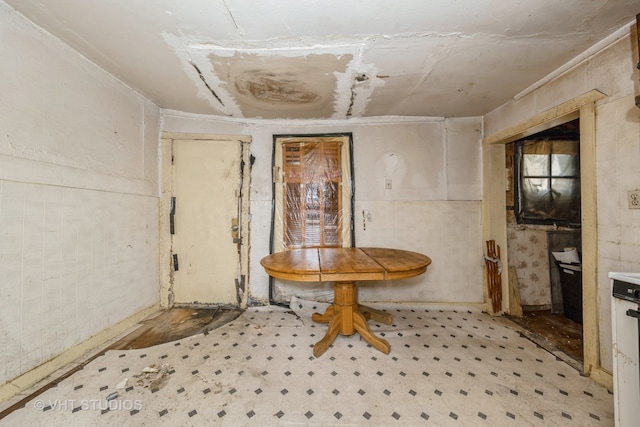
[507, 309, 583, 369]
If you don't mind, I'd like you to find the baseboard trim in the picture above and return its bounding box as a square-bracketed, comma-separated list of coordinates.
[587, 364, 613, 392]
[0, 303, 160, 409]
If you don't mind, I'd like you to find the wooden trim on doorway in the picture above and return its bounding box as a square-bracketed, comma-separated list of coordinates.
[161, 132, 252, 143]
[484, 90, 606, 145]
[481, 89, 607, 382]
[578, 101, 601, 382]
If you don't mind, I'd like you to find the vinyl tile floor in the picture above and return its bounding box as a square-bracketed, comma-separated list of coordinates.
[1, 299, 613, 426]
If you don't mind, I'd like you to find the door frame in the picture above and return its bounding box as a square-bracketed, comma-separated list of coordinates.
[268, 133, 356, 304]
[482, 90, 608, 385]
[159, 132, 252, 309]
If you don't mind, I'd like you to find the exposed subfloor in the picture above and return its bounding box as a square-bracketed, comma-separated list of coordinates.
[507, 310, 583, 366]
[108, 307, 244, 351]
[1, 301, 611, 426]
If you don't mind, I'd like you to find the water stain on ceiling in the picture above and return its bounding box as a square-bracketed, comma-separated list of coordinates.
[4, 0, 639, 119]
[212, 52, 353, 119]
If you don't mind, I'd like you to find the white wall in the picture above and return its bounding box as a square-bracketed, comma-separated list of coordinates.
[0, 2, 160, 386]
[484, 25, 640, 372]
[162, 113, 484, 305]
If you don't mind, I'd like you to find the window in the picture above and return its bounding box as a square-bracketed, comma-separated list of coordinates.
[271, 134, 354, 254]
[282, 140, 342, 248]
[514, 138, 580, 226]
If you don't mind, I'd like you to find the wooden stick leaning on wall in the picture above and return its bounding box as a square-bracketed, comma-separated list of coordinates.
[485, 240, 502, 314]
[508, 266, 523, 316]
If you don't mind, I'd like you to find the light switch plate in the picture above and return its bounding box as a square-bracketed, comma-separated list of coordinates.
[628, 190, 640, 209]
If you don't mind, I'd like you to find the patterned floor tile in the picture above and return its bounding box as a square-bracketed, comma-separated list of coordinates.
[1, 303, 612, 426]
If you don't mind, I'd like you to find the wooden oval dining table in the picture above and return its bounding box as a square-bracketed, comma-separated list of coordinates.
[260, 247, 432, 357]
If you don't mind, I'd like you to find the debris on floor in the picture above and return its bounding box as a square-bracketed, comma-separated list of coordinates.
[133, 363, 173, 391]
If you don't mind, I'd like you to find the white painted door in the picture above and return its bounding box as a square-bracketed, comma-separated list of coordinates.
[172, 139, 241, 306]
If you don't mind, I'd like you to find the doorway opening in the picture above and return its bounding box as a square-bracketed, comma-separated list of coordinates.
[505, 119, 583, 363]
[268, 133, 355, 305]
[483, 89, 604, 379]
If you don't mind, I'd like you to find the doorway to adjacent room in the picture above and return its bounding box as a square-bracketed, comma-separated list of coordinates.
[268, 133, 355, 304]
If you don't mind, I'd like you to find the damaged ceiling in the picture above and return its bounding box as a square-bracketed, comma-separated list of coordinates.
[5, 0, 639, 119]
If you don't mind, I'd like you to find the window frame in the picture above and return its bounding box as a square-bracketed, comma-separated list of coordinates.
[269, 133, 355, 254]
[513, 138, 581, 227]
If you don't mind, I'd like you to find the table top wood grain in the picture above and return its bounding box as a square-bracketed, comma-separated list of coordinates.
[260, 247, 431, 283]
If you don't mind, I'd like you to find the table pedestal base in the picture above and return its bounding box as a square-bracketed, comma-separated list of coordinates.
[311, 281, 393, 357]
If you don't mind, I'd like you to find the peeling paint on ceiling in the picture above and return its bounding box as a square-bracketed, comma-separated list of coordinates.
[4, 0, 639, 119]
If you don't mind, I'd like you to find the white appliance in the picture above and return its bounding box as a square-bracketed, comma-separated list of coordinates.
[610, 272, 640, 427]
